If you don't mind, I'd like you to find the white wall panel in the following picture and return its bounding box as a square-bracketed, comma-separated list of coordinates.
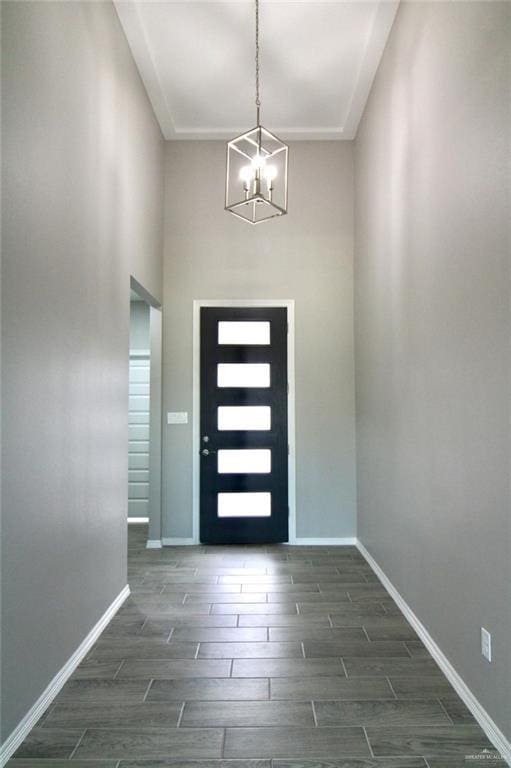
[128, 355, 150, 520]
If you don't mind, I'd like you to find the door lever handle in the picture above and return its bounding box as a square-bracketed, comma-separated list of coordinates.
[201, 448, 216, 456]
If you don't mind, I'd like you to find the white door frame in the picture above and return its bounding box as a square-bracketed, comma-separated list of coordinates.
[192, 299, 296, 545]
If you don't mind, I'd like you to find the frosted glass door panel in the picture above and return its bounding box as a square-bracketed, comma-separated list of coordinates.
[218, 321, 270, 345]
[217, 449, 271, 474]
[218, 492, 271, 518]
[217, 406, 271, 431]
[217, 363, 270, 388]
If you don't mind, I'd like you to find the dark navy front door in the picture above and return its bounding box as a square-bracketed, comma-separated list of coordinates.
[200, 307, 288, 544]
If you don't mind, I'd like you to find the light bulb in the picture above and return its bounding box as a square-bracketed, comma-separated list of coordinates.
[239, 165, 254, 184]
[264, 165, 277, 183]
[251, 154, 267, 173]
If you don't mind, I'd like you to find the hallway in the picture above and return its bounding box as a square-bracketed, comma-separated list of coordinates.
[8, 525, 500, 765]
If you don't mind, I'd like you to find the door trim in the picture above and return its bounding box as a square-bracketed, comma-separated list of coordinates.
[192, 299, 296, 545]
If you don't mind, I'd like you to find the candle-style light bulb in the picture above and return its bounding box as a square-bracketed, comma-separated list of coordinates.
[239, 165, 254, 199]
[251, 154, 266, 172]
[264, 164, 277, 200]
[240, 165, 254, 184]
[264, 164, 277, 187]
[250, 154, 267, 196]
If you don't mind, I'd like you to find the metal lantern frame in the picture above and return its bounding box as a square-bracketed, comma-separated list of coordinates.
[225, 0, 289, 225]
[225, 125, 288, 225]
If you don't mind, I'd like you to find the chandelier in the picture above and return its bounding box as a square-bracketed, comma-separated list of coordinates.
[225, 0, 289, 224]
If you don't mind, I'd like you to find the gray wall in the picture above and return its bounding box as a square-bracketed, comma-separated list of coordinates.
[355, 1, 510, 740]
[163, 141, 356, 540]
[1, 1, 163, 741]
[130, 300, 151, 351]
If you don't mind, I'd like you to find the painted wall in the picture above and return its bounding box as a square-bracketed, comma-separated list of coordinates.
[130, 300, 151, 351]
[1, 1, 163, 742]
[355, 1, 510, 740]
[163, 141, 356, 541]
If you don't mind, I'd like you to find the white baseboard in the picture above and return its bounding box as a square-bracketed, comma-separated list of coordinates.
[160, 537, 357, 547]
[146, 539, 162, 549]
[0, 584, 130, 767]
[357, 540, 511, 766]
[290, 537, 357, 546]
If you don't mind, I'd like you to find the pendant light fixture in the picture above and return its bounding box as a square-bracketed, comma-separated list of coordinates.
[225, 0, 288, 224]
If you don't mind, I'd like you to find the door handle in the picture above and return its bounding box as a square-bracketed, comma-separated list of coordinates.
[201, 448, 216, 456]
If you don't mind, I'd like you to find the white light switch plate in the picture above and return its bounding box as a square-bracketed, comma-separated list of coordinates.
[167, 412, 188, 425]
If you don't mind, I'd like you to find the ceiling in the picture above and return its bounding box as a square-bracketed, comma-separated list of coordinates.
[114, 0, 399, 141]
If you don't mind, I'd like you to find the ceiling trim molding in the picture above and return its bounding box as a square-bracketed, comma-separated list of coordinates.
[342, 0, 399, 139]
[163, 128, 346, 141]
[114, 0, 177, 138]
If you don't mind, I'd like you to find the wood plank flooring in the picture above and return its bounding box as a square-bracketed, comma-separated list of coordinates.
[8, 524, 503, 767]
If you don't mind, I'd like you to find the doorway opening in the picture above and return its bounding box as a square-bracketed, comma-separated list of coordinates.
[129, 290, 151, 523]
[129, 278, 162, 547]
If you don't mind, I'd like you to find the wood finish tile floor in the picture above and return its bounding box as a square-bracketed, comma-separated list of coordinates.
[9, 524, 503, 767]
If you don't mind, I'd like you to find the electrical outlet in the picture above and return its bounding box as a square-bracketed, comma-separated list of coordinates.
[481, 627, 492, 662]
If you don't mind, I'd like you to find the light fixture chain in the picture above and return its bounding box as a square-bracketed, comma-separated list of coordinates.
[255, 0, 261, 125]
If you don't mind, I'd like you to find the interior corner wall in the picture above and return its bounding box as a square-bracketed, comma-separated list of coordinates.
[1, 1, 163, 742]
[354, 1, 511, 740]
[163, 141, 356, 541]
